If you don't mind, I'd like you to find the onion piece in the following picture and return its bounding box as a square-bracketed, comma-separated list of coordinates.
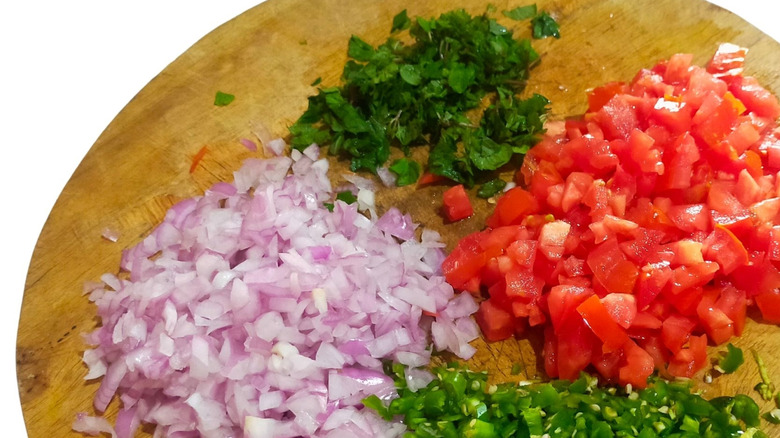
[77, 145, 478, 437]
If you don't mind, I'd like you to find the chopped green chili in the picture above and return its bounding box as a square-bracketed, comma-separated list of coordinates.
[365, 363, 768, 437]
[716, 343, 745, 374]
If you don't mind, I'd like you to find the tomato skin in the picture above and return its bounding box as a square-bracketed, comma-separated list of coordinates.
[486, 188, 539, 228]
[577, 295, 630, 353]
[442, 184, 473, 222]
[588, 81, 628, 113]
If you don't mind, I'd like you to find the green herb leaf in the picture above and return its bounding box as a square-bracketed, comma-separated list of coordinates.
[466, 132, 513, 171]
[488, 19, 508, 36]
[336, 190, 358, 204]
[399, 64, 422, 86]
[214, 91, 235, 106]
[503, 4, 537, 21]
[391, 9, 411, 32]
[716, 343, 744, 374]
[310, 77, 322, 86]
[477, 178, 507, 198]
[290, 9, 550, 182]
[347, 35, 375, 61]
[388, 158, 422, 186]
[532, 11, 560, 39]
[447, 62, 476, 94]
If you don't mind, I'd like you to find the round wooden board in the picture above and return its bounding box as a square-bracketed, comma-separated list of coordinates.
[16, 0, 780, 435]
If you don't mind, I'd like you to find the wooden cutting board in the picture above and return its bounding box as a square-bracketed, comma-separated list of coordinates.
[17, 0, 780, 436]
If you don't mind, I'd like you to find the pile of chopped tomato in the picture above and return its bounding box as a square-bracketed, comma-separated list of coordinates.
[443, 43, 780, 388]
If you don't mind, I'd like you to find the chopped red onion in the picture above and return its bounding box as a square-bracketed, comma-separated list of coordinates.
[77, 146, 478, 437]
[376, 166, 397, 187]
[101, 227, 120, 243]
[240, 138, 258, 152]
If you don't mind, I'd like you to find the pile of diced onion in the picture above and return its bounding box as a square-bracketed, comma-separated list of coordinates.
[74, 144, 479, 437]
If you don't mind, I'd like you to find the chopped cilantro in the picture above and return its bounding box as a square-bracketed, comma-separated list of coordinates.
[532, 11, 560, 39]
[213, 91, 235, 106]
[323, 202, 335, 212]
[336, 190, 358, 204]
[477, 178, 507, 198]
[388, 158, 422, 186]
[290, 8, 551, 186]
[503, 4, 537, 21]
[391, 9, 411, 32]
[310, 77, 322, 86]
[716, 343, 744, 374]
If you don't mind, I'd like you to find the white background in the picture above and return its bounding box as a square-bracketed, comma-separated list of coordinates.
[0, 1, 777, 436]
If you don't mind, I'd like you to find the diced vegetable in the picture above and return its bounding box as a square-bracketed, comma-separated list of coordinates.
[444, 44, 780, 386]
[290, 8, 551, 185]
[442, 185, 474, 222]
[716, 343, 744, 374]
[365, 363, 768, 437]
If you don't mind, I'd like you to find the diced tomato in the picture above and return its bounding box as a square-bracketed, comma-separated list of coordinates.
[577, 295, 630, 352]
[636, 263, 672, 310]
[547, 285, 594, 332]
[556, 316, 599, 380]
[442, 231, 487, 290]
[631, 311, 663, 330]
[587, 238, 638, 294]
[506, 239, 537, 268]
[755, 288, 780, 324]
[702, 225, 749, 275]
[661, 313, 696, 353]
[714, 284, 747, 336]
[706, 43, 747, 78]
[694, 287, 733, 345]
[538, 220, 571, 260]
[505, 268, 544, 302]
[487, 187, 539, 228]
[474, 299, 516, 342]
[588, 81, 629, 113]
[416, 172, 446, 187]
[667, 334, 708, 378]
[442, 47, 780, 387]
[619, 339, 655, 389]
[442, 184, 473, 222]
[600, 293, 637, 329]
[542, 325, 558, 378]
[729, 75, 780, 119]
[594, 95, 639, 141]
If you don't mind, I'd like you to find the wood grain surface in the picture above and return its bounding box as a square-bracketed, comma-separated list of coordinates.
[17, 0, 780, 436]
